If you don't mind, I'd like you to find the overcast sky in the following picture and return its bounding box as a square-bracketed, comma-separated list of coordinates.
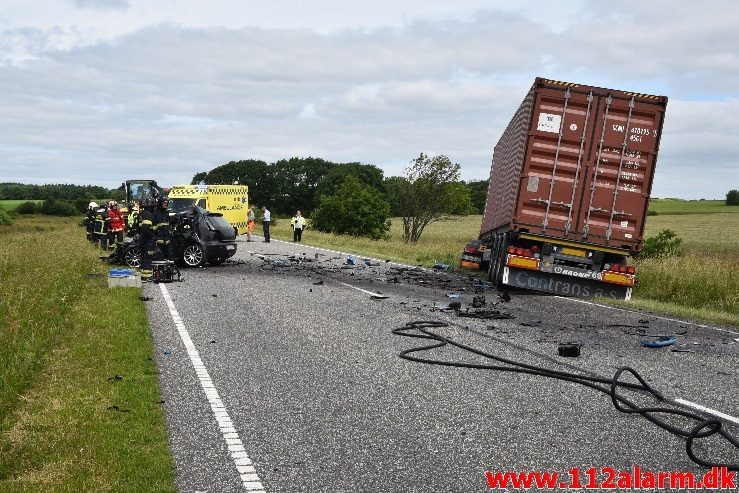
[1, 0, 738, 198]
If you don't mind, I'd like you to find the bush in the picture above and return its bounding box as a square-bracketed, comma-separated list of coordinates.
[646, 209, 658, 216]
[74, 199, 92, 213]
[641, 229, 683, 258]
[726, 189, 739, 206]
[311, 176, 391, 239]
[0, 209, 13, 225]
[40, 199, 79, 217]
[16, 201, 37, 214]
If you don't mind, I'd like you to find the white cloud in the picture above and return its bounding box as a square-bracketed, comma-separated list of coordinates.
[0, 1, 738, 198]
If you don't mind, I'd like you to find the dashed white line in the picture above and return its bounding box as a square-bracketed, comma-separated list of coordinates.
[159, 284, 266, 493]
[675, 398, 739, 426]
[335, 280, 386, 297]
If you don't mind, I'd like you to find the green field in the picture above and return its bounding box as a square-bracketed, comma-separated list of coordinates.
[0, 200, 42, 212]
[0, 216, 175, 492]
[648, 198, 739, 215]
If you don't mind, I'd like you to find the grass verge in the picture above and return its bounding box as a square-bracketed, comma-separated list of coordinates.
[0, 216, 175, 492]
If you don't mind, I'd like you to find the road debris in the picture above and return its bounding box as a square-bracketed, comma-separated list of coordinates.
[558, 343, 582, 357]
[640, 337, 677, 348]
[457, 309, 515, 320]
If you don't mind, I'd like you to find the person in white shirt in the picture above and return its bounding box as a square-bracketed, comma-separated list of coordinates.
[261, 206, 271, 243]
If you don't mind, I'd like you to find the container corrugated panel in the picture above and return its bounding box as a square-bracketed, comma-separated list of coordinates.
[480, 78, 667, 253]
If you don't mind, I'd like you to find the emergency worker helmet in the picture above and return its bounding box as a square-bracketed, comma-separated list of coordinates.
[157, 195, 169, 207]
[108, 200, 118, 209]
[89, 201, 98, 209]
[141, 196, 157, 208]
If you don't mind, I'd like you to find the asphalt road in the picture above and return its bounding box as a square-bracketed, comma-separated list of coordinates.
[144, 235, 739, 492]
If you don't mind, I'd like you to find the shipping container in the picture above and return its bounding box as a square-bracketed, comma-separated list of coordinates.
[482, 78, 667, 250]
[468, 78, 667, 300]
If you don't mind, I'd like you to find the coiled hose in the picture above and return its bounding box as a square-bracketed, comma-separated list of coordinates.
[392, 320, 739, 471]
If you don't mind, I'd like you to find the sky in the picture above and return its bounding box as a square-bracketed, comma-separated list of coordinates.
[1, 0, 738, 198]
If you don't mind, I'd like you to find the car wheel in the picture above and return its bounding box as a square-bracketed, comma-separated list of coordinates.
[182, 243, 205, 267]
[125, 246, 141, 268]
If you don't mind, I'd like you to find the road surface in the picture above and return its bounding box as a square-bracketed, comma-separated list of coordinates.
[144, 236, 739, 492]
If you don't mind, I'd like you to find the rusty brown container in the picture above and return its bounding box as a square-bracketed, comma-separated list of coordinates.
[481, 78, 667, 253]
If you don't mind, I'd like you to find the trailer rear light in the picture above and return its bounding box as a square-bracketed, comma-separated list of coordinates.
[611, 263, 620, 272]
[619, 265, 627, 273]
[464, 246, 478, 254]
[627, 266, 635, 274]
[602, 271, 635, 286]
[507, 256, 539, 270]
[507, 246, 516, 254]
[603, 263, 611, 271]
[515, 247, 524, 256]
[531, 245, 539, 253]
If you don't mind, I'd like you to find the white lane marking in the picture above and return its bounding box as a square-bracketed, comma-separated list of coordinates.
[159, 284, 266, 493]
[675, 398, 739, 426]
[557, 296, 739, 335]
[335, 281, 387, 297]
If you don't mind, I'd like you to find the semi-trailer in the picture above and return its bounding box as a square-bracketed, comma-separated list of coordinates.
[465, 78, 668, 300]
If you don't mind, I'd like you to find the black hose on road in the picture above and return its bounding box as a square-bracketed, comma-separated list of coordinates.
[392, 320, 739, 471]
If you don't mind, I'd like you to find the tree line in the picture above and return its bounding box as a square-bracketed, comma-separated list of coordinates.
[191, 157, 488, 216]
[192, 155, 489, 242]
[0, 183, 125, 202]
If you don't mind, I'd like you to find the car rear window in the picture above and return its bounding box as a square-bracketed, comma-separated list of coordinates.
[207, 214, 235, 237]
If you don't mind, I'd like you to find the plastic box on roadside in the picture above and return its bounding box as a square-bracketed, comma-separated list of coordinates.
[107, 269, 142, 288]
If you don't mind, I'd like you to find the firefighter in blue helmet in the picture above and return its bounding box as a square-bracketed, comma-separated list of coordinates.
[154, 195, 172, 260]
[138, 196, 157, 282]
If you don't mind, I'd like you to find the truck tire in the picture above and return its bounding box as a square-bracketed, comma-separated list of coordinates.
[490, 233, 509, 286]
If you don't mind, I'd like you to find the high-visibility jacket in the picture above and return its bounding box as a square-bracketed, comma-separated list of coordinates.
[154, 207, 171, 244]
[108, 208, 125, 232]
[291, 216, 305, 230]
[139, 209, 155, 244]
[127, 209, 139, 229]
[93, 208, 110, 236]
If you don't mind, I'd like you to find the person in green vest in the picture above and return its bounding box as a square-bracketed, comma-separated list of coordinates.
[290, 210, 306, 242]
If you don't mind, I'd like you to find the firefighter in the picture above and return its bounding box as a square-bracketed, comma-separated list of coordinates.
[84, 202, 98, 242]
[107, 200, 125, 251]
[138, 196, 157, 282]
[154, 195, 172, 261]
[93, 203, 110, 249]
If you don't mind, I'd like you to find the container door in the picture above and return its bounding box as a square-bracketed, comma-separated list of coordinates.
[575, 96, 663, 249]
[514, 87, 597, 236]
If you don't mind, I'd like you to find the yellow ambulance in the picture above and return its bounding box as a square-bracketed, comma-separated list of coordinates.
[168, 184, 249, 235]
